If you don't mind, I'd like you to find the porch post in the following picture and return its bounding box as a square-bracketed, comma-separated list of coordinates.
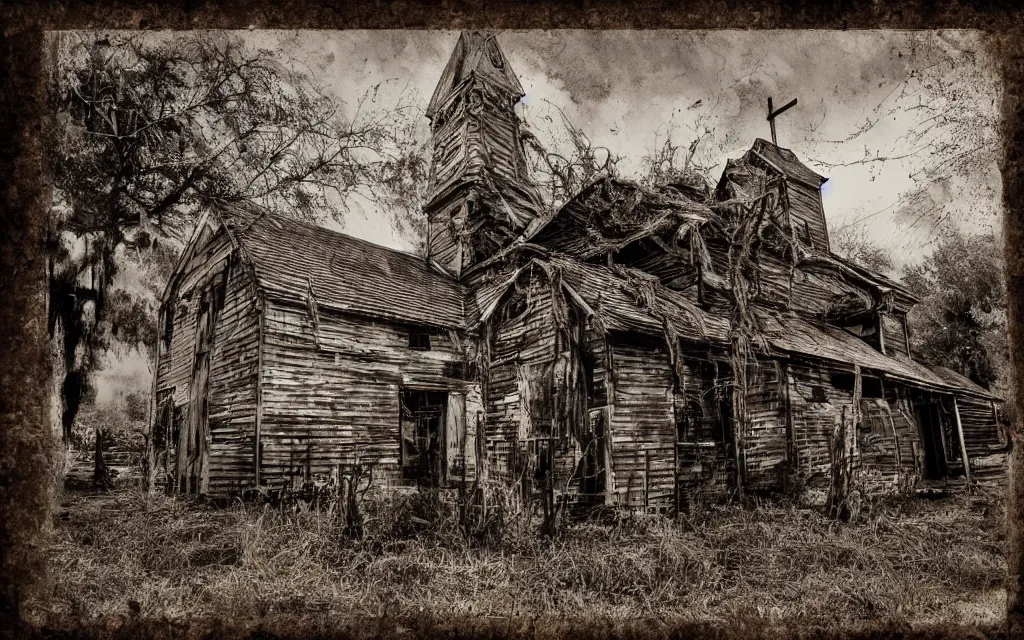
[952, 396, 973, 484]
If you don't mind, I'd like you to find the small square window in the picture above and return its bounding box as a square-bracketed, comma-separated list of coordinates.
[409, 332, 431, 350]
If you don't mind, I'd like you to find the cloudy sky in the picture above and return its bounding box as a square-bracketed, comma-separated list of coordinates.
[259, 29, 1002, 264]
[88, 29, 1004, 401]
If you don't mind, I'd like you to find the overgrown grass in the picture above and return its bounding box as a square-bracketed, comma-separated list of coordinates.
[30, 484, 1007, 633]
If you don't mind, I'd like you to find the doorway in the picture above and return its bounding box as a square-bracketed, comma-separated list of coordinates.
[913, 394, 948, 481]
[178, 292, 213, 494]
[400, 389, 448, 485]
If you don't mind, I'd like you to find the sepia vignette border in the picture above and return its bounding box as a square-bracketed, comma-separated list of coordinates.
[1, 2, 1022, 638]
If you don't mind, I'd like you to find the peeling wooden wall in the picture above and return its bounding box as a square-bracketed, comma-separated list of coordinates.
[205, 252, 262, 495]
[857, 393, 920, 496]
[153, 228, 262, 495]
[258, 300, 474, 489]
[485, 267, 576, 494]
[606, 333, 676, 508]
[881, 313, 910, 358]
[739, 361, 788, 493]
[786, 181, 829, 252]
[787, 363, 856, 505]
[957, 394, 1008, 486]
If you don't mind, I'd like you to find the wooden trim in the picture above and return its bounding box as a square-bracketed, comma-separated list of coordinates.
[782, 362, 796, 485]
[902, 315, 912, 361]
[952, 396, 973, 483]
[145, 309, 162, 494]
[603, 332, 617, 505]
[877, 312, 887, 355]
[818, 189, 831, 253]
[254, 293, 265, 487]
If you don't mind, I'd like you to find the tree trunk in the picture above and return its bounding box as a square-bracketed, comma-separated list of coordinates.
[48, 320, 71, 486]
[999, 27, 1024, 639]
[93, 429, 111, 491]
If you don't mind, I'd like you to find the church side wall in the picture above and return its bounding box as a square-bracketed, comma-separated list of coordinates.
[258, 301, 474, 490]
[485, 267, 560, 485]
[607, 335, 677, 508]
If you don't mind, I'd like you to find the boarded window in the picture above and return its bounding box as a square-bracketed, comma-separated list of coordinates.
[409, 332, 431, 350]
[811, 385, 828, 403]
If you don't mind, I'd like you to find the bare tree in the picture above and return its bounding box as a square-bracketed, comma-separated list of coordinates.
[806, 32, 999, 248]
[46, 31, 420, 450]
[520, 100, 618, 208]
[831, 225, 896, 274]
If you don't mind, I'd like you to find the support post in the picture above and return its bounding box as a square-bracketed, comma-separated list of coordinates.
[952, 396, 973, 484]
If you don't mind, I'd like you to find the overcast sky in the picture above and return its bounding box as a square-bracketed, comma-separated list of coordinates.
[258, 29, 1002, 264]
[83, 29, 1004, 401]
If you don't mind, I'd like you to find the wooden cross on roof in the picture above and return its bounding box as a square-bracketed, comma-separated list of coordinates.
[767, 97, 798, 146]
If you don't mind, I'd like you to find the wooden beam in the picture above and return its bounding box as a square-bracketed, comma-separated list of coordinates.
[766, 97, 798, 146]
[952, 396, 973, 484]
[768, 98, 799, 122]
[877, 312, 887, 355]
[254, 298, 265, 488]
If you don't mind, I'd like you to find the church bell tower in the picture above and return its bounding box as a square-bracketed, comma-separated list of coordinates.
[424, 31, 542, 278]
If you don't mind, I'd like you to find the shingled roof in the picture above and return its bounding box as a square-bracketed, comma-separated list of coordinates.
[217, 204, 466, 329]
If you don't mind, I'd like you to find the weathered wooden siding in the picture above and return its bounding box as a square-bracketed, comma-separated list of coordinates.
[607, 335, 676, 508]
[739, 361, 788, 493]
[154, 227, 261, 495]
[957, 394, 1008, 486]
[881, 313, 910, 358]
[205, 255, 262, 495]
[428, 200, 463, 275]
[485, 267, 582, 495]
[259, 300, 474, 489]
[787, 363, 855, 504]
[787, 182, 829, 251]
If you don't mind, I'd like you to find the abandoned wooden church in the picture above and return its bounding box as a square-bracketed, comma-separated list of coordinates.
[149, 30, 1008, 509]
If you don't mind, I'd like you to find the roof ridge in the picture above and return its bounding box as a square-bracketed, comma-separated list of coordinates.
[230, 207, 463, 282]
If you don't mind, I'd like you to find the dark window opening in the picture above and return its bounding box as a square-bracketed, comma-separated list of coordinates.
[829, 372, 883, 398]
[830, 372, 856, 393]
[409, 332, 431, 350]
[861, 376, 884, 399]
[161, 306, 175, 354]
[800, 220, 812, 245]
[400, 390, 448, 485]
[676, 358, 733, 444]
[501, 287, 529, 324]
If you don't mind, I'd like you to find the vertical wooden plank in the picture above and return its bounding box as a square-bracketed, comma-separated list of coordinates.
[643, 450, 650, 510]
[782, 361, 795, 490]
[953, 396, 973, 484]
[254, 301, 265, 487]
[603, 333, 617, 505]
[877, 314, 887, 356]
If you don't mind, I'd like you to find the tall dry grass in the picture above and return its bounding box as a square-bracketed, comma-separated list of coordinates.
[32, 484, 1006, 633]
